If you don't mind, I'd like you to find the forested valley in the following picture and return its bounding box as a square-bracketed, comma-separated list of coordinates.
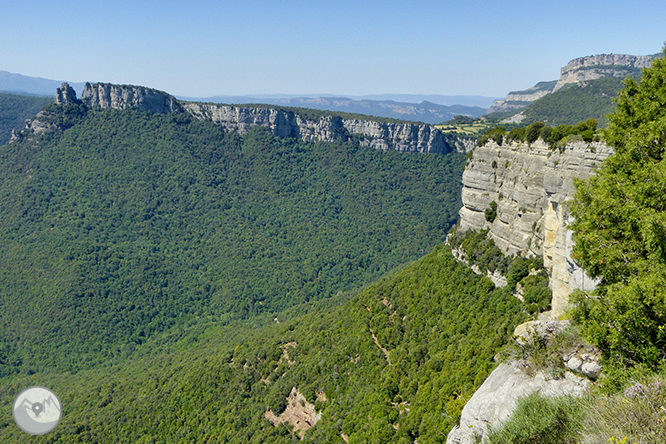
[0, 100, 539, 443]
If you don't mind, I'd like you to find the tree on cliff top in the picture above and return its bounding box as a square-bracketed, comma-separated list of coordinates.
[569, 47, 666, 367]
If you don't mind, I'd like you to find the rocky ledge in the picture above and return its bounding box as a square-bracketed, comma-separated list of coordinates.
[183, 102, 450, 153]
[52, 82, 450, 154]
[447, 320, 600, 444]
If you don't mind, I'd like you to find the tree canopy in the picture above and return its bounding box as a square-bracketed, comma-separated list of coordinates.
[569, 49, 666, 367]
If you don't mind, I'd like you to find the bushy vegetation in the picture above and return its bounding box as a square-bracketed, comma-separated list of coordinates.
[0, 104, 466, 375]
[486, 393, 584, 444]
[569, 49, 666, 369]
[447, 227, 551, 314]
[0, 244, 529, 443]
[478, 118, 599, 148]
[520, 77, 627, 127]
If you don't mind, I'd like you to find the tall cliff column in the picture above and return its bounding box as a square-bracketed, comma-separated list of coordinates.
[55, 83, 78, 105]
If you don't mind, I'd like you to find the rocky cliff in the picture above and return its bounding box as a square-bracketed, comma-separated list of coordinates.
[553, 53, 654, 91]
[488, 53, 655, 114]
[183, 102, 450, 153]
[80, 82, 183, 113]
[43, 83, 450, 153]
[488, 81, 557, 114]
[458, 139, 613, 316]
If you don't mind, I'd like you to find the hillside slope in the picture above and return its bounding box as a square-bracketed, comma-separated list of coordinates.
[0, 97, 465, 375]
[0, 244, 528, 443]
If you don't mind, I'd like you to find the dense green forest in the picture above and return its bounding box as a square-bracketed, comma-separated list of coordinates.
[518, 77, 625, 126]
[0, 103, 466, 376]
[0, 244, 529, 443]
[0, 93, 52, 144]
[0, 94, 542, 443]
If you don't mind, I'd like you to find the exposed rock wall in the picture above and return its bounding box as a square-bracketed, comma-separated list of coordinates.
[458, 139, 613, 316]
[55, 82, 78, 105]
[80, 82, 183, 113]
[183, 102, 451, 153]
[489, 53, 655, 114]
[488, 81, 557, 113]
[52, 83, 450, 153]
[553, 54, 654, 91]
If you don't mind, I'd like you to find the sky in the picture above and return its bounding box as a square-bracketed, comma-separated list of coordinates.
[1, 0, 664, 99]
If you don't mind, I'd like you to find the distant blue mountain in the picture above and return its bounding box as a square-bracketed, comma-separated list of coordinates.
[178, 95, 491, 124]
[0, 70, 496, 124]
[0, 71, 86, 97]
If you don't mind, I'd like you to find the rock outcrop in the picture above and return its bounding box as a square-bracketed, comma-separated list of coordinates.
[446, 320, 599, 444]
[488, 53, 655, 114]
[55, 82, 78, 105]
[446, 360, 590, 444]
[183, 102, 451, 153]
[458, 139, 613, 316]
[553, 54, 654, 92]
[33, 83, 450, 154]
[80, 82, 183, 114]
[488, 81, 557, 114]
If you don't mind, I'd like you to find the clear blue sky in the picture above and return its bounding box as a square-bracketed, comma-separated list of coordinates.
[1, 0, 664, 98]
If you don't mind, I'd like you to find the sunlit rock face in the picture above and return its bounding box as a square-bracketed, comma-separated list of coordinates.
[458, 139, 613, 317]
[183, 102, 452, 153]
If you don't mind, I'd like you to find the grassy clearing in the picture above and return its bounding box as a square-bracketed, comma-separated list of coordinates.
[436, 120, 495, 137]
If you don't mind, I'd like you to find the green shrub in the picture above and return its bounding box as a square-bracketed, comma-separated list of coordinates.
[484, 201, 498, 223]
[525, 122, 545, 144]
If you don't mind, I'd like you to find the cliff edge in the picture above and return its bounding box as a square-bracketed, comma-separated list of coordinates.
[43, 83, 451, 154]
[458, 139, 613, 317]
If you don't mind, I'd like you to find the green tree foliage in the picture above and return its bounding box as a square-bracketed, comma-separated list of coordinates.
[525, 121, 545, 144]
[481, 118, 599, 149]
[0, 104, 466, 374]
[521, 77, 626, 126]
[476, 126, 506, 146]
[0, 245, 527, 443]
[484, 201, 498, 223]
[569, 49, 666, 367]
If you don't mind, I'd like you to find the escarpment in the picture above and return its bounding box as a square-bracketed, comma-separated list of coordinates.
[40, 83, 451, 153]
[458, 139, 613, 316]
[80, 82, 183, 113]
[183, 102, 450, 153]
[489, 53, 656, 113]
[553, 53, 654, 91]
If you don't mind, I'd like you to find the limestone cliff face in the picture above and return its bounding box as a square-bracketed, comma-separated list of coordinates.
[183, 102, 450, 153]
[488, 81, 557, 113]
[49, 83, 449, 153]
[55, 82, 78, 105]
[489, 53, 655, 114]
[553, 54, 654, 91]
[80, 82, 183, 114]
[458, 139, 613, 316]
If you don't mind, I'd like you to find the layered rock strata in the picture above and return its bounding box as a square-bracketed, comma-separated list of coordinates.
[183, 102, 450, 153]
[553, 54, 654, 91]
[41, 83, 451, 153]
[458, 139, 613, 316]
[80, 82, 183, 114]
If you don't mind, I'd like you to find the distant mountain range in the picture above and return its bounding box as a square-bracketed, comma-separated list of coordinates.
[0, 71, 86, 97]
[0, 70, 495, 124]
